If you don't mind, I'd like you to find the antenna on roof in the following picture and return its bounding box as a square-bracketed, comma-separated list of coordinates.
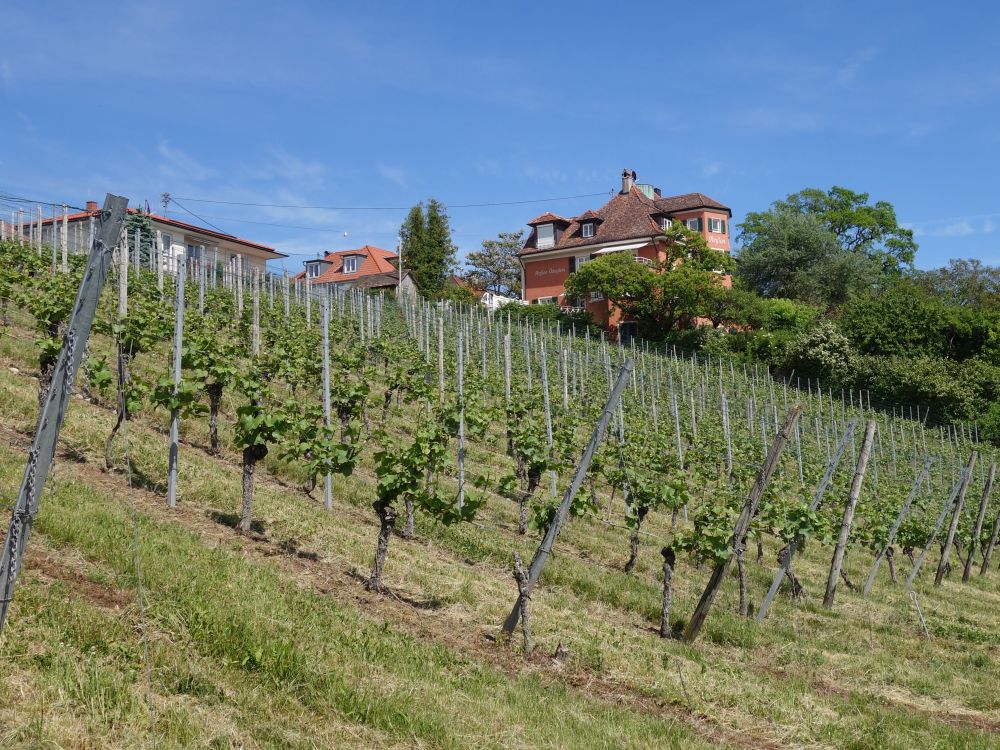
[161, 192, 170, 215]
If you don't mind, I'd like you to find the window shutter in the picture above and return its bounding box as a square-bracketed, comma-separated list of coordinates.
[697, 218, 703, 232]
[569, 257, 576, 273]
[721, 220, 727, 234]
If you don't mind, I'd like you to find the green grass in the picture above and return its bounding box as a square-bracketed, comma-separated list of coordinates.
[2, 314, 1000, 748]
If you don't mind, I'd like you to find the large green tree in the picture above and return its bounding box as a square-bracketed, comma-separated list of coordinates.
[745, 186, 917, 268]
[737, 208, 885, 311]
[400, 199, 457, 296]
[737, 187, 917, 311]
[465, 230, 524, 298]
[916, 259, 1000, 312]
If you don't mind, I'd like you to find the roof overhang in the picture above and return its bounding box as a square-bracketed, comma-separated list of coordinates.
[593, 242, 649, 255]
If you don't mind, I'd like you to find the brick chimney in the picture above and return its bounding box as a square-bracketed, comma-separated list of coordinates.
[85, 200, 98, 212]
[620, 168, 636, 194]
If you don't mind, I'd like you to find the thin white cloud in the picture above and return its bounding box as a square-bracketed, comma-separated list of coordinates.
[736, 107, 821, 132]
[834, 47, 877, 86]
[377, 163, 409, 188]
[702, 161, 722, 178]
[909, 215, 999, 238]
[157, 141, 214, 182]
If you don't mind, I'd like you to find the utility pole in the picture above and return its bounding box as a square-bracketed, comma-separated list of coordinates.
[0, 194, 128, 635]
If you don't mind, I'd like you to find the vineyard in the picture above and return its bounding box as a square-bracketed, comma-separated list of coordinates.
[2, 211, 1000, 750]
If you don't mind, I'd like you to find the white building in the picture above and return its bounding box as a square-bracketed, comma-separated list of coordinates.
[19, 200, 286, 272]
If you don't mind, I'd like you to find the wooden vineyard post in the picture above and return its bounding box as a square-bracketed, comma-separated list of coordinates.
[252, 269, 261, 356]
[823, 420, 877, 608]
[322, 296, 333, 512]
[862, 458, 932, 595]
[540, 340, 557, 498]
[501, 359, 634, 636]
[981, 507, 1000, 576]
[684, 404, 803, 643]
[905, 473, 967, 590]
[935, 451, 977, 586]
[756, 417, 857, 622]
[60, 204, 69, 272]
[457, 329, 465, 510]
[157, 231, 165, 293]
[503, 333, 511, 404]
[0, 194, 128, 635]
[167, 258, 186, 508]
[964, 461, 995, 582]
[437, 315, 444, 403]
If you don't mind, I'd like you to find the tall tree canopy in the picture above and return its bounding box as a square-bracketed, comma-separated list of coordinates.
[915, 259, 1000, 312]
[736, 187, 917, 310]
[744, 186, 917, 268]
[400, 199, 457, 296]
[465, 230, 524, 298]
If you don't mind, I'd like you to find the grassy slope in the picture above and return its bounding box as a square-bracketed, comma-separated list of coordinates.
[1, 315, 999, 749]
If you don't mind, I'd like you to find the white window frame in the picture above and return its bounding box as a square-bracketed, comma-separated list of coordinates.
[536, 223, 555, 248]
[589, 291, 604, 302]
[307, 262, 322, 279]
[536, 295, 558, 305]
[576, 254, 590, 269]
[581, 222, 594, 238]
[342, 255, 358, 274]
[685, 218, 700, 231]
[660, 217, 671, 230]
[708, 218, 725, 233]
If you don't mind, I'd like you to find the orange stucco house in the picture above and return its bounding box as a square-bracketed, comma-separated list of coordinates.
[518, 169, 732, 340]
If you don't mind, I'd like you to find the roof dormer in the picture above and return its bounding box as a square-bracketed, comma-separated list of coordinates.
[576, 209, 603, 240]
[341, 253, 361, 274]
[527, 212, 571, 249]
[305, 257, 332, 279]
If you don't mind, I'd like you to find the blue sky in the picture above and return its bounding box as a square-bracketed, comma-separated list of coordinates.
[2, 0, 998, 272]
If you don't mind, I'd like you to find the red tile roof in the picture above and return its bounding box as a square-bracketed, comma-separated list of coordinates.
[653, 192, 731, 214]
[527, 211, 570, 225]
[519, 187, 730, 256]
[293, 245, 398, 285]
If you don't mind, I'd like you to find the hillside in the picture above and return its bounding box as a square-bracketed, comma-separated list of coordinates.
[2, 240, 1000, 749]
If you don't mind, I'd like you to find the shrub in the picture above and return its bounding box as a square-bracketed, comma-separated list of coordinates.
[783, 321, 857, 385]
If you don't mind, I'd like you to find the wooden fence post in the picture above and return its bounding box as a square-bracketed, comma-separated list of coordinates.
[964, 461, 995, 582]
[823, 420, 877, 608]
[935, 451, 977, 586]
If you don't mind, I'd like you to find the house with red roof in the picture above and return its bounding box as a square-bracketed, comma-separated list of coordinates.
[518, 168, 732, 340]
[294, 245, 416, 299]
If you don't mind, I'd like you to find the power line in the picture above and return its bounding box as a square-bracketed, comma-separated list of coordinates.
[170, 212, 353, 234]
[172, 191, 612, 211]
[0, 192, 85, 212]
[166, 197, 228, 235]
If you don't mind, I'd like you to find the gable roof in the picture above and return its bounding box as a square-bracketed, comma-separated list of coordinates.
[527, 211, 570, 226]
[519, 187, 731, 256]
[653, 192, 731, 214]
[293, 245, 398, 284]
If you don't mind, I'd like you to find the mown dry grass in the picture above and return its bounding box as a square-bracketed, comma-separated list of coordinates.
[1, 313, 999, 749]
